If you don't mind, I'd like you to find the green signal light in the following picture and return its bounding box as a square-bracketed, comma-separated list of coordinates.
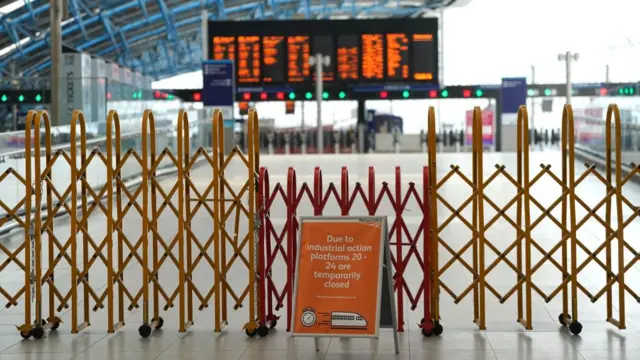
[305, 92, 313, 100]
[18, 94, 24, 102]
[527, 89, 535, 96]
[288, 92, 296, 100]
[338, 91, 346, 99]
[475, 89, 484, 97]
[402, 90, 410, 99]
[1, 94, 7, 102]
[441, 89, 449, 98]
[322, 91, 329, 100]
[167, 94, 174, 100]
[35, 94, 42, 102]
[544, 88, 552, 96]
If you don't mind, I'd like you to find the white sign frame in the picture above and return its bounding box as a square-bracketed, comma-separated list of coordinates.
[290, 216, 399, 354]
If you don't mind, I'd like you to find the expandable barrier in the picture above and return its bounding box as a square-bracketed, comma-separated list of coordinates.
[257, 164, 432, 334]
[7, 108, 261, 340]
[1, 103, 637, 341]
[426, 104, 633, 336]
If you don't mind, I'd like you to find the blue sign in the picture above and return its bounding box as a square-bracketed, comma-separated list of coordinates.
[501, 77, 527, 114]
[202, 60, 235, 107]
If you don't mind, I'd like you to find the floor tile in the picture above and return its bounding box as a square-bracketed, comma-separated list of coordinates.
[0, 354, 75, 360]
[410, 331, 492, 350]
[1, 333, 106, 354]
[240, 349, 327, 360]
[579, 349, 640, 360]
[83, 329, 180, 353]
[246, 332, 330, 351]
[73, 350, 163, 360]
[163, 330, 253, 353]
[493, 348, 584, 360]
[486, 331, 572, 350]
[324, 350, 410, 360]
[410, 349, 497, 360]
[155, 349, 246, 360]
[326, 331, 408, 351]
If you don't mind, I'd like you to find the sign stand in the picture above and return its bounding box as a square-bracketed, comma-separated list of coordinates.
[290, 216, 399, 354]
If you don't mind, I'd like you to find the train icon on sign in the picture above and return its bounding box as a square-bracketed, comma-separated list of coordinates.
[330, 312, 367, 329]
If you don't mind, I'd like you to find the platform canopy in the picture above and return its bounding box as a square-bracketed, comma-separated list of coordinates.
[0, 0, 471, 80]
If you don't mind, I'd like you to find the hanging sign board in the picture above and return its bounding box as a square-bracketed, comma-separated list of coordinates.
[291, 216, 399, 353]
[202, 59, 235, 107]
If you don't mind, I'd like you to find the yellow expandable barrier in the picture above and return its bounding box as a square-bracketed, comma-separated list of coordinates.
[12, 107, 261, 339]
[426, 104, 632, 336]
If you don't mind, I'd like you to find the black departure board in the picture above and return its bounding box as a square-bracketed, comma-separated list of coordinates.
[412, 34, 436, 81]
[287, 36, 310, 82]
[337, 35, 359, 81]
[361, 34, 384, 81]
[208, 18, 439, 86]
[263, 36, 286, 83]
[237, 36, 260, 83]
[212, 36, 235, 61]
[312, 36, 335, 81]
[386, 34, 409, 80]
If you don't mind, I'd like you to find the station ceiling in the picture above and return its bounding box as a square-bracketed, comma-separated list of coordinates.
[0, 0, 470, 80]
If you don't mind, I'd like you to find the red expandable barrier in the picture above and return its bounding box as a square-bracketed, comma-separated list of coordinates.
[257, 166, 433, 333]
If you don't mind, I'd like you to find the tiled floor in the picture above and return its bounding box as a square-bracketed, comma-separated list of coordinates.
[0, 152, 639, 359]
[2, 324, 640, 359]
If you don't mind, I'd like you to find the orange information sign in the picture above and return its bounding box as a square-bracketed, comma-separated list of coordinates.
[291, 216, 397, 347]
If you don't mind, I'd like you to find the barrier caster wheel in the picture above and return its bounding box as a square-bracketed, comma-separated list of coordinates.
[269, 320, 277, 329]
[138, 324, 152, 338]
[558, 313, 571, 327]
[152, 317, 164, 330]
[421, 328, 433, 337]
[420, 319, 435, 337]
[569, 321, 582, 335]
[20, 330, 31, 340]
[245, 328, 257, 337]
[50, 318, 61, 331]
[31, 326, 44, 340]
[257, 326, 269, 338]
[433, 322, 444, 336]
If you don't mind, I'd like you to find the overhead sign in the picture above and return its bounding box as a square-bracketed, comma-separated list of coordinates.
[202, 60, 235, 107]
[501, 77, 527, 125]
[292, 216, 398, 352]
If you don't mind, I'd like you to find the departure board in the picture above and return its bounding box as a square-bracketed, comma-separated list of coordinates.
[361, 34, 384, 81]
[386, 34, 409, 80]
[237, 36, 260, 83]
[287, 36, 311, 82]
[212, 36, 235, 61]
[412, 34, 436, 81]
[337, 35, 359, 81]
[263, 36, 286, 83]
[312, 36, 335, 81]
[208, 18, 439, 86]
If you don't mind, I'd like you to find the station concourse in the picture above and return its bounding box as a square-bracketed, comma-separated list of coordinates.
[0, 143, 638, 360]
[2, 0, 640, 359]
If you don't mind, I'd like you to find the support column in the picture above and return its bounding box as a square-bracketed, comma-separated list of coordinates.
[314, 53, 324, 154]
[50, 0, 63, 126]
